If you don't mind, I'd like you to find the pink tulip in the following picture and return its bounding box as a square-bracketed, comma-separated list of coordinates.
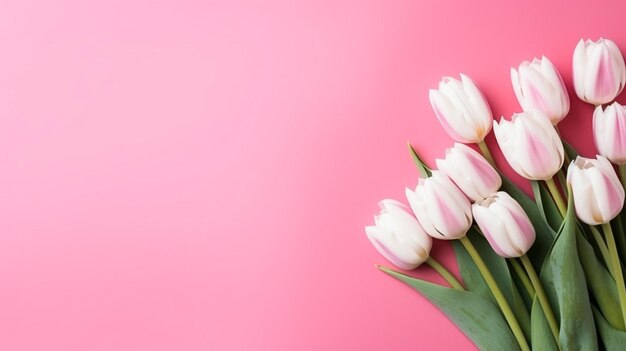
[436, 143, 502, 202]
[472, 192, 536, 258]
[567, 156, 625, 225]
[573, 38, 626, 105]
[405, 171, 472, 240]
[593, 102, 626, 165]
[365, 199, 433, 270]
[494, 111, 564, 180]
[429, 74, 493, 143]
[511, 56, 570, 125]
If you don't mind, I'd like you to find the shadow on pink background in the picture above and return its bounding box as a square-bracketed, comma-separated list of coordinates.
[0, 0, 623, 350]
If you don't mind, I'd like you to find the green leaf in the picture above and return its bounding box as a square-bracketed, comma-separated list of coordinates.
[562, 140, 579, 162]
[453, 230, 530, 340]
[538, 187, 598, 350]
[530, 297, 559, 351]
[407, 142, 431, 178]
[499, 173, 555, 269]
[593, 306, 626, 350]
[576, 228, 625, 330]
[530, 180, 562, 232]
[378, 266, 520, 351]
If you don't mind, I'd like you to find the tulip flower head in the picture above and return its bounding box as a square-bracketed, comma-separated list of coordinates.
[405, 171, 473, 240]
[472, 192, 536, 258]
[429, 74, 493, 143]
[511, 56, 570, 125]
[567, 156, 625, 225]
[494, 111, 565, 180]
[573, 38, 626, 105]
[593, 102, 626, 165]
[365, 199, 433, 270]
[436, 143, 502, 202]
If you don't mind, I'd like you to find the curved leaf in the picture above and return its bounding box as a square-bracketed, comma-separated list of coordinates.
[593, 306, 626, 351]
[530, 297, 559, 351]
[530, 180, 562, 232]
[378, 266, 520, 351]
[407, 143, 431, 178]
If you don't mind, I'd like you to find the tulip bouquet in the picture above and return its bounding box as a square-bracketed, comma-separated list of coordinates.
[366, 38, 626, 350]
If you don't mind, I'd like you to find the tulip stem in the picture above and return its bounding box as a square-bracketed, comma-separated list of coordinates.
[590, 225, 613, 277]
[509, 258, 535, 297]
[459, 236, 530, 351]
[426, 257, 464, 291]
[602, 222, 626, 327]
[520, 254, 560, 345]
[545, 177, 567, 218]
[477, 140, 496, 168]
[619, 164, 626, 191]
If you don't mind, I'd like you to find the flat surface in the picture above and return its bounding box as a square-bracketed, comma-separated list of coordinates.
[0, 0, 620, 350]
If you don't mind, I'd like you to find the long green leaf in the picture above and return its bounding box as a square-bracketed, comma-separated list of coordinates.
[538, 187, 598, 350]
[593, 306, 626, 350]
[378, 266, 520, 351]
[530, 297, 559, 351]
[453, 230, 530, 339]
[407, 142, 431, 178]
[530, 180, 562, 232]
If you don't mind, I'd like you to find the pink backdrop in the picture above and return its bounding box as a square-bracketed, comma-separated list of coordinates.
[0, 0, 623, 350]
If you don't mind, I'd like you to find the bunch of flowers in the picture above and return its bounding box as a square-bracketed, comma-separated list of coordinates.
[366, 38, 626, 350]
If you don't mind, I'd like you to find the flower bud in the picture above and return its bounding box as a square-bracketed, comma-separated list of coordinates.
[436, 143, 502, 202]
[365, 199, 433, 270]
[472, 192, 536, 258]
[511, 56, 570, 125]
[567, 156, 625, 225]
[593, 102, 626, 165]
[494, 111, 564, 180]
[405, 171, 472, 240]
[429, 74, 493, 143]
[573, 38, 626, 105]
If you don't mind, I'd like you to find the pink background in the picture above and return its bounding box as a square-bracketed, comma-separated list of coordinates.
[0, 0, 622, 350]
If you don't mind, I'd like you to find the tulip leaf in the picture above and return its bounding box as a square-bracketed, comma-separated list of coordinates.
[499, 173, 555, 269]
[452, 230, 530, 339]
[562, 140, 579, 162]
[530, 296, 559, 351]
[537, 187, 598, 350]
[377, 265, 520, 351]
[530, 180, 562, 232]
[407, 142, 431, 178]
[576, 228, 625, 330]
[593, 306, 626, 350]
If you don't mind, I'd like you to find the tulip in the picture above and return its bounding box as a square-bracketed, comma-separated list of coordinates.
[593, 102, 626, 165]
[406, 171, 472, 240]
[365, 199, 433, 270]
[573, 38, 626, 105]
[567, 155, 625, 225]
[429, 74, 493, 143]
[436, 143, 502, 202]
[472, 192, 536, 258]
[511, 56, 570, 125]
[494, 111, 565, 180]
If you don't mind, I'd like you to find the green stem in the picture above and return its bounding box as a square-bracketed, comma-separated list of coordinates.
[521, 255, 560, 346]
[477, 140, 496, 167]
[545, 177, 567, 218]
[510, 258, 535, 297]
[590, 226, 613, 277]
[603, 222, 626, 327]
[619, 164, 626, 191]
[426, 257, 464, 291]
[459, 236, 530, 351]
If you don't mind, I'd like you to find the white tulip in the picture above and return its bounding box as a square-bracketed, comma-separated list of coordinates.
[573, 38, 626, 105]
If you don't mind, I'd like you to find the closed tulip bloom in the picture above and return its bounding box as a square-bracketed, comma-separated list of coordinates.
[494, 111, 565, 180]
[365, 199, 433, 270]
[405, 171, 472, 240]
[511, 56, 570, 125]
[593, 102, 626, 165]
[472, 192, 536, 258]
[436, 143, 502, 202]
[573, 38, 626, 105]
[567, 156, 625, 225]
[429, 74, 493, 143]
